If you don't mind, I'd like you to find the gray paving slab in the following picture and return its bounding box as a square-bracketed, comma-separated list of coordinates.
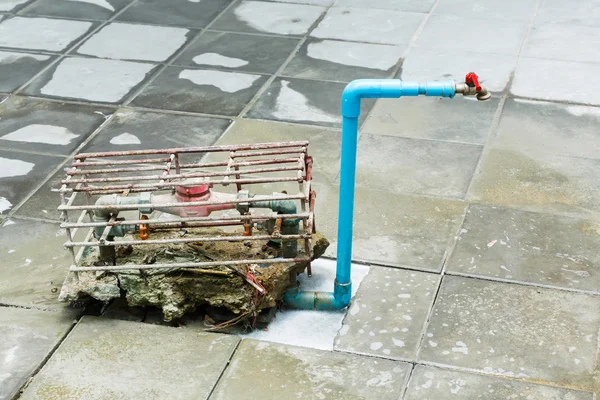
[468, 147, 600, 216]
[20, 316, 240, 400]
[208, 119, 340, 182]
[1, 0, 32, 12]
[74, 22, 194, 62]
[0, 16, 94, 53]
[419, 276, 600, 390]
[0, 96, 111, 155]
[0, 219, 74, 308]
[0, 50, 56, 94]
[22, 0, 131, 20]
[0, 149, 64, 216]
[434, 0, 538, 21]
[315, 183, 466, 270]
[333, 0, 434, 12]
[212, 1, 325, 36]
[210, 339, 412, 400]
[405, 365, 594, 399]
[246, 77, 373, 128]
[131, 66, 268, 115]
[447, 205, 600, 292]
[116, 0, 231, 28]
[283, 39, 404, 82]
[334, 267, 439, 360]
[511, 58, 600, 105]
[362, 95, 500, 145]
[355, 134, 482, 198]
[23, 57, 158, 103]
[0, 307, 75, 400]
[310, 7, 425, 45]
[400, 47, 517, 93]
[414, 14, 528, 56]
[493, 98, 600, 159]
[523, 23, 600, 63]
[173, 31, 299, 74]
[535, 0, 600, 27]
[267, 0, 334, 4]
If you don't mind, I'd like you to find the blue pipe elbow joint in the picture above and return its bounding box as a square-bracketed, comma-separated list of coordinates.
[284, 78, 457, 311]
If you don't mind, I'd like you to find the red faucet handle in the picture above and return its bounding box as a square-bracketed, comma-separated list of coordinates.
[465, 72, 482, 92]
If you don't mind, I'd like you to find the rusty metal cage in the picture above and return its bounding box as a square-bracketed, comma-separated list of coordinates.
[56, 141, 316, 278]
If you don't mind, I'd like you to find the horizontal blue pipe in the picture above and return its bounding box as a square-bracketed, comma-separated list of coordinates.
[284, 79, 456, 310]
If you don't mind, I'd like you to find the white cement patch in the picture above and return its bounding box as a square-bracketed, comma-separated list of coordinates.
[192, 53, 248, 68]
[179, 69, 260, 93]
[241, 258, 370, 351]
[0, 156, 35, 178]
[67, 0, 115, 11]
[0, 17, 93, 52]
[40, 58, 154, 103]
[110, 132, 141, 145]
[1, 124, 78, 145]
[78, 22, 189, 62]
[0, 197, 12, 214]
[233, 1, 324, 35]
[272, 80, 339, 124]
[0, 51, 50, 64]
[307, 40, 402, 70]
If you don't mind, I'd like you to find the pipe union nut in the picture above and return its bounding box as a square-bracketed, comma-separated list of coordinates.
[139, 192, 153, 214]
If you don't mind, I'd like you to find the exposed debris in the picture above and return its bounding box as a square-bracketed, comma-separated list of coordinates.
[60, 226, 329, 324]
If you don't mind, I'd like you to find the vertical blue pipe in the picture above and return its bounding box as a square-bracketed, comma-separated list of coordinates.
[284, 79, 456, 310]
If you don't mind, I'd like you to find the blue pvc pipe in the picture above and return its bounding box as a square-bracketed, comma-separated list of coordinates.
[284, 79, 456, 310]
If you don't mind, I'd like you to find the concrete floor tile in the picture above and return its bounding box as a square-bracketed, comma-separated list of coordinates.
[22, 0, 131, 20]
[419, 276, 600, 389]
[334, 267, 439, 360]
[0, 307, 75, 400]
[0, 16, 94, 52]
[511, 58, 600, 105]
[535, 0, 600, 27]
[131, 66, 268, 115]
[362, 95, 499, 145]
[435, 0, 537, 21]
[174, 31, 299, 74]
[23, 57, 158, 103]
[0, 50, 56, 93]
[333, 0, 434, 12]
[468, 147, 600, 216]
[267, 0, 333, 4]
[208, 119, 341, 182]
[415, 14, 528, 56]
[0, 219, 73, 307]
[355, 134, 482, 198]
[311, 7, 425, 45]
[246, 77, 373, 128]
[405, 365, 594, 399]
[20, 316, 240, 400]
[493, 98, 600, 159]
[75, 22, 193, 62]
[0, 0, 32, 12]
[523, 23, 600, 63]
[316, 184, 466, 270]
[447, 205, 600, 292]
[212, 1, 325, 36]
[0, 149, 65, 216]
[210, 339, 412, 400]
[400, 47, 517, 93]
[0, 96, 111, 155]
[116, 0, 231, 28]
[283, 39, 404, 82]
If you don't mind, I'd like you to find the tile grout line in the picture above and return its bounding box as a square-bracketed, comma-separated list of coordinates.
[399, 363, 416, 400]
[206, 339, 243, 400]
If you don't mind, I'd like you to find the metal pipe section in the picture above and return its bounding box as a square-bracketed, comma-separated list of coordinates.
[285, 78, 486, 310]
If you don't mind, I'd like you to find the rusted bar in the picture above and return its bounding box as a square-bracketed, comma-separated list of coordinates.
[231, 148, 306, 158]
[69, 257, 311, 272]
[75, 141, 309, 159]
[65, 233, 310, 247]
[62, 165, 302, 185]
[72, 157, 172, 167]
[61, 212, 311, 229]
